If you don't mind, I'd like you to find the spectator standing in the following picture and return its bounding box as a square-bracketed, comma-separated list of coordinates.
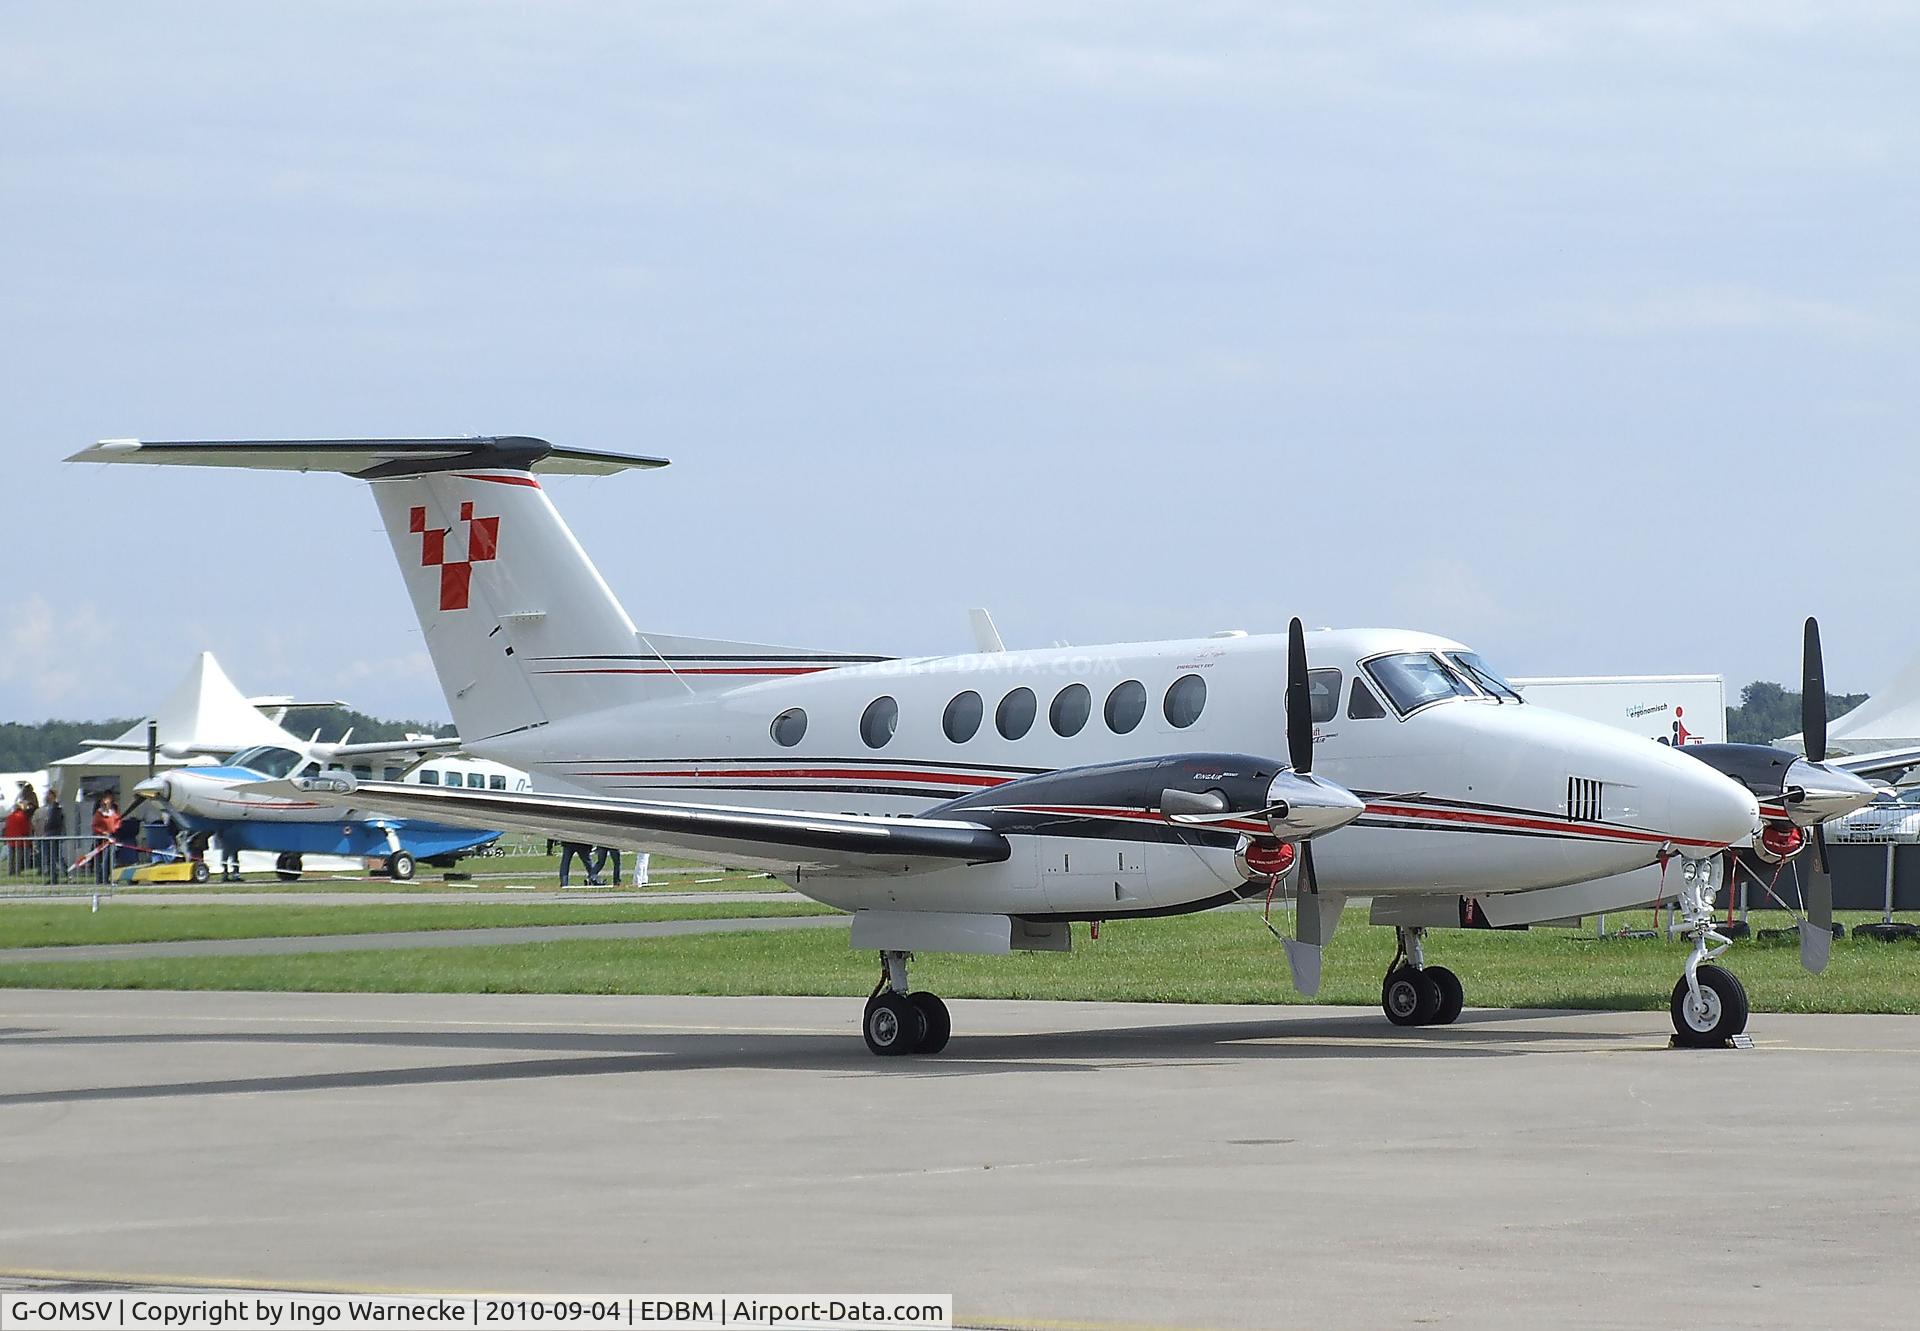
[587, 845, 622, 887]
[557, 840, 591, 888]
[3, 798, 30, 877]
[632, 851, 651, 888]
[34, 787, 66, 883]
[91, 796, 120, 884]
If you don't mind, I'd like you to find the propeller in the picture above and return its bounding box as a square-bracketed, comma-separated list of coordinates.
[1802, 616, 1827, 766]
[1801, 616, 1834, 970]
[1279, 617, 1347, 994]
[1286, 617, 1314, 776]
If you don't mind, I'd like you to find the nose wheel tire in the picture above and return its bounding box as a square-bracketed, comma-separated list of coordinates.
[388, 850, 415, 881]
[274, 852, 303, 882]
[1383, 967, 1441, 1027]
[1425, 965, 1464, 1025]
[909, 992, 951, 1054]
[863, 993, 927, 1056]
[1670, 964, 1749, 1047]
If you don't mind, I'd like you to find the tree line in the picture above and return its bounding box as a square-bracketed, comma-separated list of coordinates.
[1724, 682, 1868, 746]
[0, 707, 453, 773]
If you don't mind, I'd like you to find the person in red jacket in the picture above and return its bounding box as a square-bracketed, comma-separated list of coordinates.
[2, 798, 30, 879]
[90, 796, 121, 884]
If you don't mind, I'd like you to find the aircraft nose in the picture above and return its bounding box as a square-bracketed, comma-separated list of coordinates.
[1785, 758, 1876, 825]
[1669, 762, 1762, 853]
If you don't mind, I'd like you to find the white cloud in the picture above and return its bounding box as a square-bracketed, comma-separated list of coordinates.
[0, 595, 120, 714]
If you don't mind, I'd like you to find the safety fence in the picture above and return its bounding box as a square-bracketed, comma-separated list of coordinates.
[0, 835, 189, 897]
[3, 836, 116, 896]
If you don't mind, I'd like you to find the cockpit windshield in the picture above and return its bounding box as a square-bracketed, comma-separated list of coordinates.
[228, 746, 303, 778]
[1363, 653, 1479, 715]
[1446, 652, 1524, 703]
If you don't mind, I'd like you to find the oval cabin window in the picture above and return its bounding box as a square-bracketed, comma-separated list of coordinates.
[770, 707, 808, 747]
[860, 697, 899, 749]
[997, 687, 1037, 740]
[944, 691, 983, 743]
[1164, 674, 1207, 729]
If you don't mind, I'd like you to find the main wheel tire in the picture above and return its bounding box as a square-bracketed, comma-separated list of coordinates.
[862, 993, 925, 1056]
[389, 850, 415, 881]
[909, 992, 951, 1054]
[1383, 967, 1441, 1026]
[1426, 965, 1464, 1025]
[274, 852, 300, 883]
[191, 861, 210, 884]
[1669, 964, 1749, 1047]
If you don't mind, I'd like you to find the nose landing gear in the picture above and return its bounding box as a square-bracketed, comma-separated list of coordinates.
[1670, 855, 1750, 1047]
[862, 950, 951, 1056]
[1380, 927, 1464, 1027]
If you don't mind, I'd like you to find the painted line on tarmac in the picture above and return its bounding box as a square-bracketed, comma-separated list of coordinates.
[0, 1266, 474, 1298]
[3, 1010, 849, 1035]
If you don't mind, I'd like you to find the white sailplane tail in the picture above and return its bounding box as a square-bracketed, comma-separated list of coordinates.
[68, 437, 881, 740]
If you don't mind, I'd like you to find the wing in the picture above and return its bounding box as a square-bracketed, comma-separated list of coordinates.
[247, 775, 1010, 876]
[315, 737, 463, 762]
[1830, 745, 1920, 782]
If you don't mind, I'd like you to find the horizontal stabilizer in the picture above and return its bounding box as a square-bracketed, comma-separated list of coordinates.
[67, 436, 668, 478]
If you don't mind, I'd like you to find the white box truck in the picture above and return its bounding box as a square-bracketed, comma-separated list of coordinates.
[1508, 675, 1726, 747]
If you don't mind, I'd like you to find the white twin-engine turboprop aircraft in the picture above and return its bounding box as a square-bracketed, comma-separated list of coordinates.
[72, 437, 1768, 1054]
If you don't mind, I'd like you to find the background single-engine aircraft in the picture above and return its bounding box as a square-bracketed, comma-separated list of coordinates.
[72, 436, 1765, 1052]
[126, 738, 503, 880]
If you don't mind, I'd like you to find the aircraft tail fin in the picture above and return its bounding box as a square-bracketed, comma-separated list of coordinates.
[69, 437, 880, 741]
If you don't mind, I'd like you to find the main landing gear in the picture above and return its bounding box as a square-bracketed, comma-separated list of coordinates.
[1380, 927, 1463, 1028]
[273, 852, 304, 882]
[862, 950, 951, 1057]
[1669, 855, 1750, 1047]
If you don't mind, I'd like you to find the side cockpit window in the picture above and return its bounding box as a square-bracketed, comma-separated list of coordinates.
[1447, 651, 1524, 702]
[229, 746, 303, 778]
[1348, 679, 1387, 719]
[1308, 669, 1343, 723]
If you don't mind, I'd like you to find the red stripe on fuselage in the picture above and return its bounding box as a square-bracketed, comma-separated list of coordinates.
[587, 766, 1008, 787]
[1363, 801, 1725, 849]
[535, 667, 833, 677]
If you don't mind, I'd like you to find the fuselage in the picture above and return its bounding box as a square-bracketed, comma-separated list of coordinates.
[470, 627, 1761, 915]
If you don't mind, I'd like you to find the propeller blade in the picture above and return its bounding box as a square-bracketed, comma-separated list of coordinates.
[1803, 616, 1827, 764]
[1281, 840, 1337, 997]
[1802, 825, 1834, 974]
[1286, 616, 1313, 775]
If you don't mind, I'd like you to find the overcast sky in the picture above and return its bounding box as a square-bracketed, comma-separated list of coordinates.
[3, 2, 1914, 724]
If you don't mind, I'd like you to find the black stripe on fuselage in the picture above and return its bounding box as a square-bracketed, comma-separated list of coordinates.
[565, 756, 1046, 775]
[1014, 882, 1269, 923]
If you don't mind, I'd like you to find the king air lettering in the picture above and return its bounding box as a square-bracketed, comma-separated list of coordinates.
[410, 501, 500, 612]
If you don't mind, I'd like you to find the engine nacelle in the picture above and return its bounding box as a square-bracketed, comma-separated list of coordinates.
[1753, 821, 1805, 864]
